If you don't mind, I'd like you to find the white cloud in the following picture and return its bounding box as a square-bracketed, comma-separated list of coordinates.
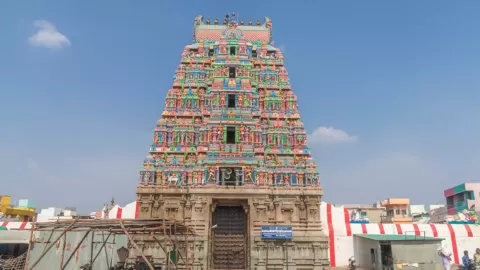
[28, 20, 71, 49]
[308, 126, 358, 145]
[26, 158, 39, 170]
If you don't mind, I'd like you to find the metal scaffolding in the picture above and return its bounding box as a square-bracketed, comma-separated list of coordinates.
[24, 218, 195, 270]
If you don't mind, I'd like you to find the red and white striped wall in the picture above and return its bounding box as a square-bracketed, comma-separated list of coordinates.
[321, 202, 480, 267]
[0, 221, 31, 230]
[105, 201, 139, 219]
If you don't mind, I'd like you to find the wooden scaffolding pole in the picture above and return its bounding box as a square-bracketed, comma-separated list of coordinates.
[62, 230, 91, 270]
[24, 216, 35, 270]
[27, 217, 80, 270]
[119, 221, 154, 270]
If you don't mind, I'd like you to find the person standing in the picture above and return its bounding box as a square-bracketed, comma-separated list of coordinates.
[463, 250, 471, 270]
[438, 247, 452, 270]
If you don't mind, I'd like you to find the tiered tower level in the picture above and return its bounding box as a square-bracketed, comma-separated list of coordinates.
[136, 15, 329, 270]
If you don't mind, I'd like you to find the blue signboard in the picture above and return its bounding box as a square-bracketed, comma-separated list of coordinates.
[261, 226, 293, 239]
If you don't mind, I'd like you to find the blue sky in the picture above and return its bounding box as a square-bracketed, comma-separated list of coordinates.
[0, 1, 479, 213]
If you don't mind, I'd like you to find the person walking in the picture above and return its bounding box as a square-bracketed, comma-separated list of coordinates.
[438, 247, 452, 270]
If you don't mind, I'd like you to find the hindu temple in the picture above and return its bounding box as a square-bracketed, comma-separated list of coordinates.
[135, 14, 329, 270]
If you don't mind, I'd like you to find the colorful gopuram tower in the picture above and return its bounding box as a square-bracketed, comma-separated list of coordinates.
[135, 15, 329, 270]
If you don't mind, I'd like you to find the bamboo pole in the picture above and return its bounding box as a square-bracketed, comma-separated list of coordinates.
[185, 225, 189, 270]
[109, 234, 116, 268]
[151, 235, 169, 255]
[92, 232, 112, 264]
[102, 231, 111, 269]
[28, 217, 80, 270]
[164, 219, 169, 270]
[119, 221, 154, 270]
[59, 233, 67, 269]
[90, 229, 94, 265]
[24, 216, 35, 270]
[62, 230, 91, 270]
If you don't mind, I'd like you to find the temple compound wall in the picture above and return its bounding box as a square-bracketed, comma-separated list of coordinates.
[134, 14, 328, 269]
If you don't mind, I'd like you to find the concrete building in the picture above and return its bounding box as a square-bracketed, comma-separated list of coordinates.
[0, 195, 36, 222]
[353, 234, 443, 270]
[380, 198, 413, 224]
[335, 204, 385, 224]
[409, 204, 445, 224]
[444, 182, 480, 215]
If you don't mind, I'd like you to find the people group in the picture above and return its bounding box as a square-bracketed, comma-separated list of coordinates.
[462, 248, 480, 270]
[438, 248, 480, 270]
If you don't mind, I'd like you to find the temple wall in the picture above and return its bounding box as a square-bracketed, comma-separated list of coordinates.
[5, 201, 479, 268]
[321, 202, 480, 267]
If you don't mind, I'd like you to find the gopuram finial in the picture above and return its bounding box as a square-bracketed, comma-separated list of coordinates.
[240, 19, 244, 25]
[214, 18, 218, 25]
[256, 19, 260, 26]
[248, 19, 253, 26]
[206, 18, 210, 25]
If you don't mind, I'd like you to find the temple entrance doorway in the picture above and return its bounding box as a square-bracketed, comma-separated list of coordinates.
[212, 204, 247, 269]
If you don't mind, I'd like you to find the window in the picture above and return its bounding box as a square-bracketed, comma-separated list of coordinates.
[208, 49, 213, 57]
[229, 67, 236, 78]
[395, 209, 400, 215]
[252, 50, 257, 58]
[230, 46, 236, 55]
[401, 209, 407, 215]
[227, 94, 236, 108]
[226, 127, 236, 144]
[446, 197, 453, 207]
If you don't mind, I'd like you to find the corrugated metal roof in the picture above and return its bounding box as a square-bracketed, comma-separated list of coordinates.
[356, 234, 443, 241]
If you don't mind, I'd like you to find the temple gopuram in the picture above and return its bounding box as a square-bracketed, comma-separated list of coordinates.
[135, 14, 329, 270]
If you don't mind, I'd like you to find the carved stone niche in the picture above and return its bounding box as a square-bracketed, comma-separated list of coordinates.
[151, 195, 165, 218]
[281, 201, 294, 223]
[252, 198, 267, 222]
[193, 197, 206, 213]
[295, 196, 307, 221]
[183, 196, 192, 220]
[165, 200, 180, 220]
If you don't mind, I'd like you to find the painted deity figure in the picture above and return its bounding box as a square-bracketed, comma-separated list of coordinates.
[210, 127, 216, 141]
[282, 174, 290, 185]
[238, 94, 244, 107]
[244, 167, 253, 183]
[217, 125, 224, 141]
[238, 46, 246, 54]
[228, 78, 236, 88]
[207, 167, 216, 182]
[220, 94, 226, 106]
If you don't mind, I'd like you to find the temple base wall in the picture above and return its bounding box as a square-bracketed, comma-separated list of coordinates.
[135, 185, 329, 270]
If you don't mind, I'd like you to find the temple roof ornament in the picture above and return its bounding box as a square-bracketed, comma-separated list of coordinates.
[193, 15, 273, 44]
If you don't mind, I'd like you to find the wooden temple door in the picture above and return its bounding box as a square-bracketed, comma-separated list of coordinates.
[212, 206, 247, 269]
